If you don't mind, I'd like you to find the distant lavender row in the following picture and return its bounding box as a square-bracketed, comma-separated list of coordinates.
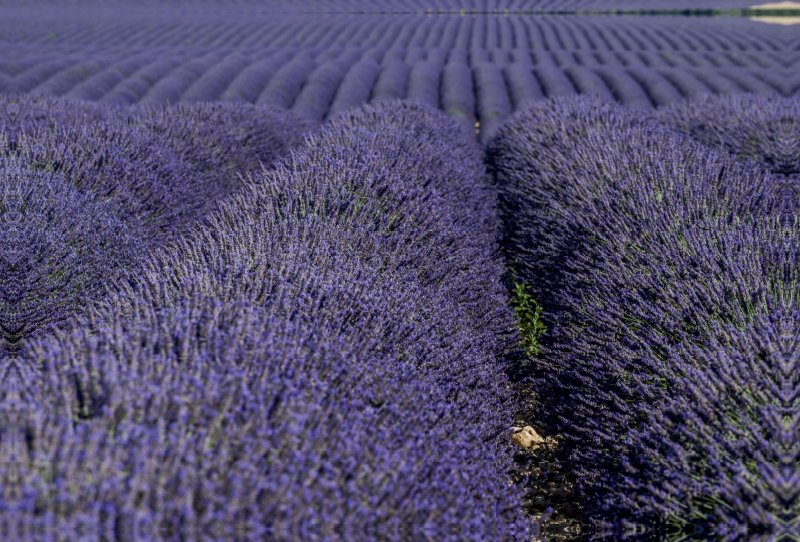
[0, 9, 797, 139]
[0, 0, 786, 12]
[489, 94, 799, 538]
[0, 46, 798, 144]
[3, 14, 796, 52]
[4, 98, 531, 539]
[3, 48, 793, 72]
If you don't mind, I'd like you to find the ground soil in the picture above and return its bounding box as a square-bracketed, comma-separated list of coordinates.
[511, 385, 584, 542]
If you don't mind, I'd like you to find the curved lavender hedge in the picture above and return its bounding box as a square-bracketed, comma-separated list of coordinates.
[0, 95, 311, 344]
[12, 100, 530, 540]
[655, 93, 800, 175]
[121, 100, 315, 214]
[0, 154, 141, 346]
[9, 95, 312, 238]
[488, 94, 796, 538]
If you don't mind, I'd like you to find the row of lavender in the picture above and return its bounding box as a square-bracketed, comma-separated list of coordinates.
[2, 0, 789, 12]
[2, 11, 797, 145]
[1, 94, 532, 539]
[1, 46, 799, 146]
[490, 93, 800, 538]
[6, 14, 794, 52]
[5, 81, 799, 539]
[8, 48, 796, 72]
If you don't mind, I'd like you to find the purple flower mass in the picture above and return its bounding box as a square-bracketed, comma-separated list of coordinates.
[2, 2, 800, 540]
[3, 97, 530, 540]
[489, 94, 800, 538]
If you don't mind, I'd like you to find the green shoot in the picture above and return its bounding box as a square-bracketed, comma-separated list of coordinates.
[510, 281, 547, 356]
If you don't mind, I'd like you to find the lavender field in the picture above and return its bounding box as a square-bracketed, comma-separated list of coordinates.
[1, 5, 800, 144]
[1, 1, 800, 541]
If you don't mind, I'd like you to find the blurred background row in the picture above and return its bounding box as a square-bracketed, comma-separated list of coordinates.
[1, 7, 799, 143]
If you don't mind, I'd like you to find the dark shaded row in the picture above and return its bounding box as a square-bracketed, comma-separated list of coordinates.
[489, 93, 800, 538]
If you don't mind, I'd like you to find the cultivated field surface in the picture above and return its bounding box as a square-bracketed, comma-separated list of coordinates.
[1, 7, 799, 142]
[0, 2, 799, 541]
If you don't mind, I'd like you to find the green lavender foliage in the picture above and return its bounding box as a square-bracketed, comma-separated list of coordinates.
[510, 281, 546, 357]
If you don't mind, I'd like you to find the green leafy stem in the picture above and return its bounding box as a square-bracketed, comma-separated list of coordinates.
[510, 280, 547, 357]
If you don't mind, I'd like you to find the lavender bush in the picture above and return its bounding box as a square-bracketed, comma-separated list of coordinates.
[219, 52, 290, 103]
[406, 60, 441, 108]
[474, 62, 512, 145]
[180, 51, 254, 103]
[11, 99, 531, 540]
[3, 12, 796, 120]
[624, 66, 683, 106]
[65, 53, 158, 102]
[489, 94, 797, 538]
[441, 59, 476, 134]
[327, 59, 381, 118]
[593, 65, 654, 109]
[502, 63, 543, 111]
[3, 6, 800, 539]
[11, 95, 311, 239]
[717, 67, 778, 96]
[29, 58, 114, 97]
[655, 93, 800, 175]
[99, 57, 187, 105]
[532, 64, 576, 98]
[139, 52, 227, 105]
[653, 68, 712, 99]
[0, 154, 141, 346]
[292, 59, 348, 122]
[0, 95, 311, 344]
[370, 59, 410, 103]
[256, 51, 316, 108]
[688, 68, 741, 95]
[562, 64, 614, 102]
